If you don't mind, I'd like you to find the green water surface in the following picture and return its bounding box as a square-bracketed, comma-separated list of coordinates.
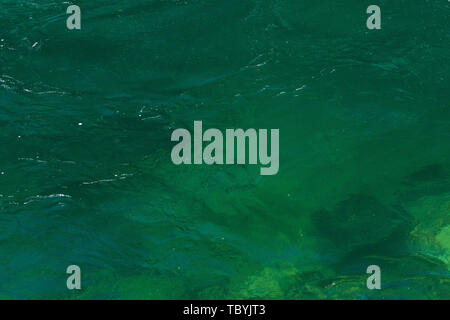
[0, 0, 449, 299]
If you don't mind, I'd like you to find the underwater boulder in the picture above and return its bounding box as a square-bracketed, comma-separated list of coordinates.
[313, 194, 407, 252]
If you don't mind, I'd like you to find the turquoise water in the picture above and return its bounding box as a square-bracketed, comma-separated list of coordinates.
[0, 0, 449, 299]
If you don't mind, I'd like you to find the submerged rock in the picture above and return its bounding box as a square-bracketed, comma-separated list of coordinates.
[436, 226, 450, 265]
[312, 194, 407, 252]
[407, 194, 450, 267]
[407, 164, 447, 183]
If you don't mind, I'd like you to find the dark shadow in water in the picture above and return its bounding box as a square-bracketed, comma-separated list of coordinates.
[400, 163, 450, 202]
[312, 194, 411, 256]
[406, 164, 448, 183]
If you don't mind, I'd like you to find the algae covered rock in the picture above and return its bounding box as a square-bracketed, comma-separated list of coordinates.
[227, 263, 299, 299]
[436, 226, 450, 265]
[407, 194, 450, 267]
